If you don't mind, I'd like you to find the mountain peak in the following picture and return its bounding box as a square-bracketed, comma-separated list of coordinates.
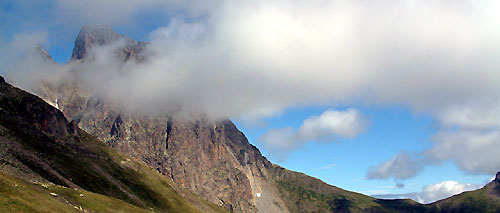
[71, 25, 147, 62]
[71, 24, 121, 60]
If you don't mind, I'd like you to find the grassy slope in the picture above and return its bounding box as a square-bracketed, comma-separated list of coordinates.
[0, 172, 148, 212]
[276, 168, 500, 213]
[274, 169, 428, 212]
[431, 182, 500, 213]
[0, 79, 227, 213]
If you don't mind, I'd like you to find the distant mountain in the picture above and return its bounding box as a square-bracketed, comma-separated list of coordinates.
[4, 25, 500, 212]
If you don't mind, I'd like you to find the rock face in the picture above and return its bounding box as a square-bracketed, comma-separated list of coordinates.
[72, 100, 276, 211]
[0, 78, 228, 212]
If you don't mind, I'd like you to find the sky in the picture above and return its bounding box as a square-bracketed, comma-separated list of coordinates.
[1, 0, 500, 204]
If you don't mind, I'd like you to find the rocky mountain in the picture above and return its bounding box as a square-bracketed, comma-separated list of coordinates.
[6, 25, 500, 212]
[0, 75, 227, 212]
[30, 25, 384, 212]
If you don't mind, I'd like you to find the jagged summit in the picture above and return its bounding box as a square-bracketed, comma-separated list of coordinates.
[71, 24, 121, 60]
[71, 24, 147, 62]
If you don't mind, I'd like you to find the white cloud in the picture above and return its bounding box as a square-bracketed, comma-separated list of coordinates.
[438, 103, 500, 129]
[374, 180, 482, 204]
[6, 0, 500, 120]
[259, 109, 365, 160]
[426, 129, 500, 175]
[366, 151, 423, 180]
[367, 104, 500, 180]
[298, 108, 366, 141]
[420, 181, 481, 204]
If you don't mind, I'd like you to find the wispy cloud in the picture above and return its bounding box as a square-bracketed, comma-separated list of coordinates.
[311, 163, 336, 171]
[259, 108, 366, 160]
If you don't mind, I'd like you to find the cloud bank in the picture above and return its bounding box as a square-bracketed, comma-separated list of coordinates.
[2, 0, 500, 174]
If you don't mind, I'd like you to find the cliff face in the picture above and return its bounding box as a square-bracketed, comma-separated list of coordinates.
[74, 100, 277, 211]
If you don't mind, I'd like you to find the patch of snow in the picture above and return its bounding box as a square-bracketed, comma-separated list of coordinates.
[255, 192, 261, 198]
[55, 98, 59, 109]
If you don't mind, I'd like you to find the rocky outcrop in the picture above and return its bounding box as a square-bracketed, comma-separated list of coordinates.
[54, 91, 279, 212]
[71, 24, 147, 62]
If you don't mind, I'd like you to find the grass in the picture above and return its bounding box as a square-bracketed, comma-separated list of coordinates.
[432, 184, 500, 212]
[0, 172, 148, 213]
[276, 176, 380, 212]
[275, 170, 428, 213]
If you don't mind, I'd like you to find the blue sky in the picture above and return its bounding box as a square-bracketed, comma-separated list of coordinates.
[235, 106, 491, 197]
[2, 0, 499, 204]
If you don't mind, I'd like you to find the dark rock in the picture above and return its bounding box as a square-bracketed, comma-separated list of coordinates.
[0, 75, 4, 83]
[67, 120, 79, 136]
